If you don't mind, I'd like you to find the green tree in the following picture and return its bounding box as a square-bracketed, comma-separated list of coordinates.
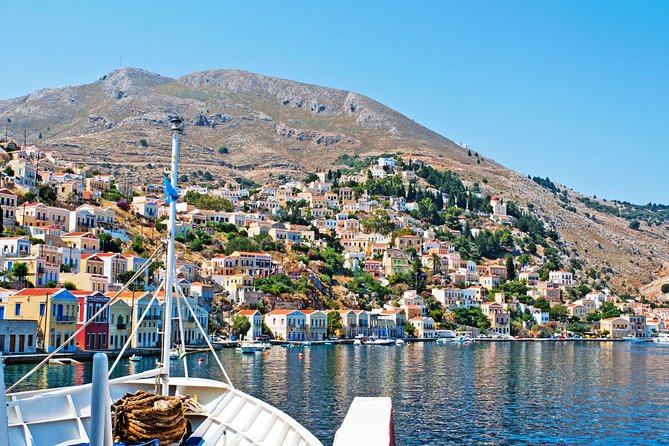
[224, 236, 259, 255]
[11, 262, 28, 284]
[451, 307, 491, 331]
[327, 311, 343, 337]
[629, 220, 641, 230]
[232, 315, 251, 340]
[405, 323, 417, 337]
[218, 146, 229, 154]
[130, 236, 145, 255]
[255, 274, 294, 295]
[534, 297, 550, 312]
[46, 280, 59, 288]
[184, 191, 234, 212]
[599, 301, 622, 319]
[63, 281, 77, 290]
[662, 284, 669, 294]
[505, 254, 516, 281]
[37, 184, 58, 206]
[549, 304, 569, 322]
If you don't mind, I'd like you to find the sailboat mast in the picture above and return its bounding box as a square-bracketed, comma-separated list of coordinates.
[162, 116, 182, 395]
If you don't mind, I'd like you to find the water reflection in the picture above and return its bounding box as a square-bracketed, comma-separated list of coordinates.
[4, 343, 669, 445]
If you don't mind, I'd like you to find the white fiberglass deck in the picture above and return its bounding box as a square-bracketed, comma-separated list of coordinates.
[6, 372, 323, 446]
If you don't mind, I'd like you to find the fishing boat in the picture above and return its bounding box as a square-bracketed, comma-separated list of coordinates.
[0, 117, 394, 446]
[128, 354, 143, 362]
[653, 333, 669, 344]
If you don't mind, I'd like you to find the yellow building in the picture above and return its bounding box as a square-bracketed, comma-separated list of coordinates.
[106, 291, 161, 348]
[8, 288, 79, 351]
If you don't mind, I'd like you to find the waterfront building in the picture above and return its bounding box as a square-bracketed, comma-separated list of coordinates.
[621, 314, 647, 338]
[236, 309, 263, 340]
[9, 288, 79, 352]
[336, 310, 358, 338]
[0, 319, 37, 353]
[480, 302, 510, 336]
[108, 296, 132, 350]
[265, 310, 307, 341]
[107, 291, 160, 348]
[409, 316, 437, 338]
[376, 309, 407, 338]
[73, 290, 109, 350]
[599, 317, 629, 339]
[301, 310, 328, 341]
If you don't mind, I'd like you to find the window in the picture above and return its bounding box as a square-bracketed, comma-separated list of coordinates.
[15, 303, 21, 316]
[39, 303, 45, 316]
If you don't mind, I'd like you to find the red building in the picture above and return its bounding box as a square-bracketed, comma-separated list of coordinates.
[73, 291, 110, 350]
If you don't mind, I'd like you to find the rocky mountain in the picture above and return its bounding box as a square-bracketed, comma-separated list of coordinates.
[1, 68, 667, 297]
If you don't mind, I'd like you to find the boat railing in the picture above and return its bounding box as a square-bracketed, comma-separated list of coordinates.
[6, 368, 162, 405]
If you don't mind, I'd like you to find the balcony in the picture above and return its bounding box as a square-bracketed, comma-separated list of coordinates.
[56, 315, 77, 322]
[116, 323, 127, 329]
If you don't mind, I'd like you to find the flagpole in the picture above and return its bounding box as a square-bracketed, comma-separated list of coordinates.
[161, 116, 182, 396]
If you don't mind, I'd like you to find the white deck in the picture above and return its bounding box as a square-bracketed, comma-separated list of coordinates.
[6, 374, 323, 446]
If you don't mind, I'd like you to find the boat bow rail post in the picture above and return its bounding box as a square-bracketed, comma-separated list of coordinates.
[90, 352, 113, 446]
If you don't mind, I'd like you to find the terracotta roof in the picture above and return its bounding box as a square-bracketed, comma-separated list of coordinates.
[380, 310, 401, 315]
[300, 309, 325, 315]
[237, 310, 260, 316]
[104, 291, 150, 299]
[13, 287, 61, 296]
[267, 309, 302, 315]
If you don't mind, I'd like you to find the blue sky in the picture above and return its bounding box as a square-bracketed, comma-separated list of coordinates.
[3, 0, 668, 203]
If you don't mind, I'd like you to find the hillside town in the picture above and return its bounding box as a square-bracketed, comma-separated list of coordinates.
[0, 137, 667, 355]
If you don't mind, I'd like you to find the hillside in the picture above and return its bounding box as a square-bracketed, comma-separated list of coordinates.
[0, 67, 667, 296]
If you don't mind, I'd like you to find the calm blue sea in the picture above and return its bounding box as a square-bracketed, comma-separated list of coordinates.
[5, 342, 669, 445]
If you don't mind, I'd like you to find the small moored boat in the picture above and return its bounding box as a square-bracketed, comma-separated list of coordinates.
[653, 333, 669, 344]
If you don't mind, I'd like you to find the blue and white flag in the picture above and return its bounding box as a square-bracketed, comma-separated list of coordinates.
[164, 176, 179, 204]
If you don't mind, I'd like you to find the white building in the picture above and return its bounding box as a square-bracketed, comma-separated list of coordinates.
[236, 309, 263, 340]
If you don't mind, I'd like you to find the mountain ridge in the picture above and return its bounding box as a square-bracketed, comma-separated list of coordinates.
[0, 67, 667, 298]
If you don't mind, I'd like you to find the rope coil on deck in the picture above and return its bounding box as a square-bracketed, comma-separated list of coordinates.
[112, 390, 189, 445]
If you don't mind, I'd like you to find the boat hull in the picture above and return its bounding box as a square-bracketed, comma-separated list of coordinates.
[6, 374, 323, 445]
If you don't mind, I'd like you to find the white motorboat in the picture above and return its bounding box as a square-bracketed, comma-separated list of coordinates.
[1, 117, 348, 446]
[653, 333, 669, 344]
[236, 341, 270, 353]
[353, 339, 362, 346]
[366, 336, 395, 346]
[395, 339, 405, 346]
[128, 354, 142, 362]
